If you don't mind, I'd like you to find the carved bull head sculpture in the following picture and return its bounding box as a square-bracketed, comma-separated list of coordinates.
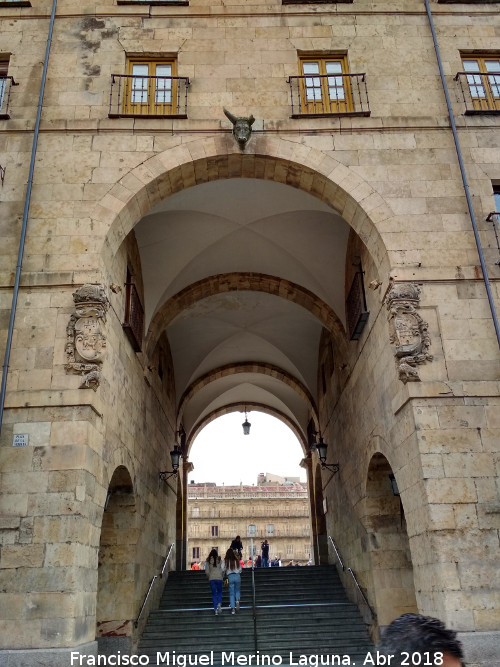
[223, 108, 255, 149]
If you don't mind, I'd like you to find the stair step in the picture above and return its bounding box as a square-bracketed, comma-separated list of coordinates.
[138, 565, 374, 659]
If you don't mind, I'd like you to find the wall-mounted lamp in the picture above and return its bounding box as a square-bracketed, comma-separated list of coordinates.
[242, 408, 251, 435]
[315, 436, 339, 475]
[159, 445, 182, 483]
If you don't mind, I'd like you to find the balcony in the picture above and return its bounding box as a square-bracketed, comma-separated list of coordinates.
[346, 271, 369, 341]
[123, 282, 144, 352]
[108, 74, 190, 118]
[189, 509, 310, 519]
[455, 71, 500, 114]
[0, 76, 17, 119]
[191, 529, 312, 540]
[287, 73, 370, 118]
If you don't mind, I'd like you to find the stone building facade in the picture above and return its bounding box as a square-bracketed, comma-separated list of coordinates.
[0, 0, 499, 665]
[187, 478, 312, 565]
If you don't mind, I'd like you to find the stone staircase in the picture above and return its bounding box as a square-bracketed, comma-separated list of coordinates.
[138, 566, 374, 665]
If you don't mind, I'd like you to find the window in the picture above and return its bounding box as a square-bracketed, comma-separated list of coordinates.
[300, 55, 352, 114]
[346, 269, 369, 341]
[211, 525, 218, 537]
[0, 59, 7, 112]
[192, 547, 200, 559]
[288, 55, 370, 117]
[192, 506, 199, 518]
[494, 186, 500, 212]
[248, 524, 256, 536]
[461, 55, 500, 112]
[0, 57, 11, 117]
[125, 58, 176, 115]
[0, 0, 32, 7]
[123, 267, 144, 352]
[109, 57, 190, 118]
[266, 524, 274, 535]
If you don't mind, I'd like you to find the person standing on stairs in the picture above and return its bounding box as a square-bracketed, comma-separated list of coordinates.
[205, 549, 224, 615]
[230, 535, 243, 558]
[222, 548, 242, 615]
[261, 539, 270, 568]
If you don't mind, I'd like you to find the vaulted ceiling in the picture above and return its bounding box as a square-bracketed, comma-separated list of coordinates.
[133, 178, 351, 445]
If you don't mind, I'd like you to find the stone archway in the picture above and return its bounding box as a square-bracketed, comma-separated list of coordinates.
[96, 466, 137, 655]
[94, 134, 395, 607]
[146, 272, 347, 362]
[362, 453, 417, 628]
[97, 136, 392, 280]
[185, 402, 308, 455]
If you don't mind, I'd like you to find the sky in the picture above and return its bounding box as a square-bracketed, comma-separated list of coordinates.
[188, 411, 307, 486]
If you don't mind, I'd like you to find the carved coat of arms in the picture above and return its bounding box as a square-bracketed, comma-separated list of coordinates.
[66, 284, 109, 390]
[386, 283, 433, 383]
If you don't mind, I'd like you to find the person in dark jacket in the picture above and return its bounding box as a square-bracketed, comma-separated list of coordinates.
[261, 539, 270, 567]
[230, 535, 243, 557]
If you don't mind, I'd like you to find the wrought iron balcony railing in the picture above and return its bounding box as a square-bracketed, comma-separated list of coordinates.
[189, 509, 310, 519]
[287, 73, 370, 117]
[108, 74, 190, 118]
[123, 282, 144, 352]
[190, 529, 312, 539]
[0, 76, 17, 119]
[455, 71, 500, 114]
[346, 270, 369, 341]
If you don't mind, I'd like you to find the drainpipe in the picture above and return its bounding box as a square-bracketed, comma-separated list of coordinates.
[424, 0, 500, 348]
[0, 0, 58, 435]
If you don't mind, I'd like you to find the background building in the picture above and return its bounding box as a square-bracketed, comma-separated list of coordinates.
[187, 475, 312, 565]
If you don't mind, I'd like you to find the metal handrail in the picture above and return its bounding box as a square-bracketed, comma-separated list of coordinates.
[328, 534, 344, 571]
[328, 535, 376, 621]
[134, 542, 175, 628]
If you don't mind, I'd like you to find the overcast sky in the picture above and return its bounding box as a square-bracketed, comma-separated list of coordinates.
[188, 411, 307, 486]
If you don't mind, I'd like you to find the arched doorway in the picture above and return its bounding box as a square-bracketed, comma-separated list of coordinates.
[363, 453, 418, 628]
[186, 411, 311, 567]
[96, 466, 137, 655]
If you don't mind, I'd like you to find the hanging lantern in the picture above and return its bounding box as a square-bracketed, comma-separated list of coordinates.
[242, 409, 251, 435]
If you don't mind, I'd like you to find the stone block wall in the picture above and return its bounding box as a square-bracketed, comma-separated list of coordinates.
[0, 0, 499, 664]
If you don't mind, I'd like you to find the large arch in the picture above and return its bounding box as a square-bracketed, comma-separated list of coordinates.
[145, 272, 347, 360]
[94, 134, 397, 620]
[185, 402, 308, 454]
[97, 136, 393, 280]
[177, 363, 318, 429]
